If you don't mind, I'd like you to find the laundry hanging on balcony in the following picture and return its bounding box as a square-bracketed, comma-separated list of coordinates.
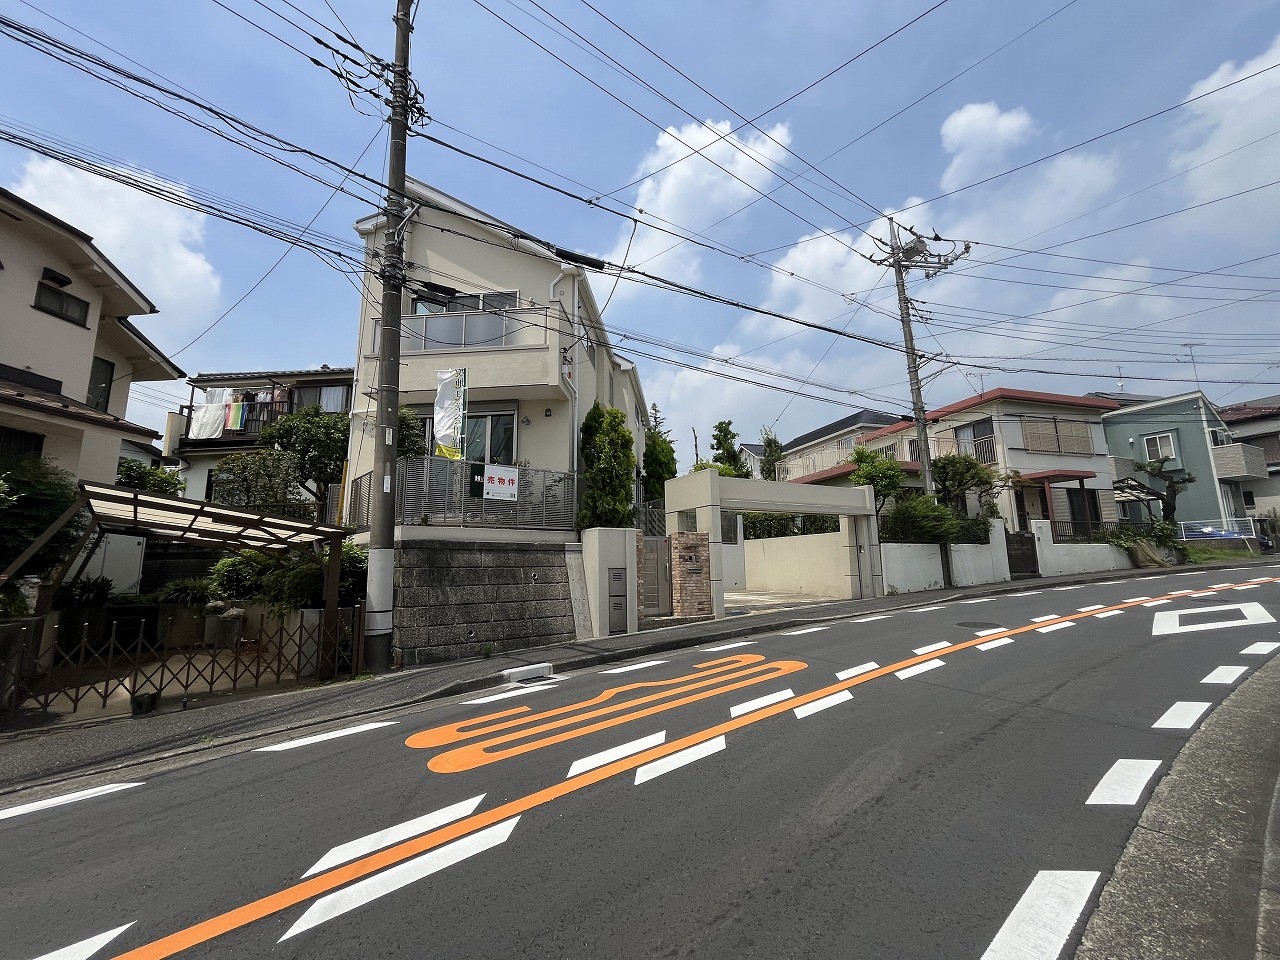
[188, 387, 231, 439]
[225, 399, 247, 430]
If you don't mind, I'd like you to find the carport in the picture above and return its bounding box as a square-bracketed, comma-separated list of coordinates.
[663, 470, 880, 619]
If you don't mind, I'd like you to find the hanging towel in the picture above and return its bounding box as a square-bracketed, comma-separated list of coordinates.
[225, 402, 247, 430]
[188, 387, 230, 439]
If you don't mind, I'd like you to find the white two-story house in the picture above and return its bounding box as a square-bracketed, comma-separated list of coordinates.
[0, 186, 182, 482]
[343, 180, 647, 533]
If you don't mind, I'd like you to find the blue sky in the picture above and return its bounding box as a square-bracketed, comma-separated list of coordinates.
[3, 0, 1280, 466]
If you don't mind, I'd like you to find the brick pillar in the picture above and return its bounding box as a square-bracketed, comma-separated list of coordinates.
[669, 531, 711, 618]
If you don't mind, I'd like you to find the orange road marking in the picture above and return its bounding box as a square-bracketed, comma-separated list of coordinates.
[409, 654, 808, 772]
[111, 574, 1280, 959]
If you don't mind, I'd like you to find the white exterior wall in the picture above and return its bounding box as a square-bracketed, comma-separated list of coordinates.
[882, 543, 946, 593]
[1029, 520, 1133, 576]
[744, 533, 846, 597]
[947, 520, 1011, 587]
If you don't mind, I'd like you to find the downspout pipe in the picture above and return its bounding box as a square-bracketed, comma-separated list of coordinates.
[554, 265, 585, 474]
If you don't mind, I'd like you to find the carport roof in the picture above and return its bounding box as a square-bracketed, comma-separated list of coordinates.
[80, 482, 345, 551]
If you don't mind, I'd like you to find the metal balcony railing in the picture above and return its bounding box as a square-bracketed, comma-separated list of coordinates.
[178, 400, 291, 442]
[777, 433, 998, 482]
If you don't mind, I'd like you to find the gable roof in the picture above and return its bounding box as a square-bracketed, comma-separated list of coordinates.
[1219, 395, 1280, 424]
[782, 409, 901, 451]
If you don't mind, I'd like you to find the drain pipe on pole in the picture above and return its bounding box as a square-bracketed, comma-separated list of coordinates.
[554, 265, 584, 475]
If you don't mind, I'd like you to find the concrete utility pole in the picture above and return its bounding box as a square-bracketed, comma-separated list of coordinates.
[872, 220, 970, 495]
[365, 0, 414, 673]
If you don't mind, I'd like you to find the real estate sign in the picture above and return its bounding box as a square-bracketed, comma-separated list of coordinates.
[482, 464, 519, 501]
[434, 368, 467, 459]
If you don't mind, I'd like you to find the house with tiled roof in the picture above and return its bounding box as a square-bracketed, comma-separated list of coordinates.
[0, 186, 183, 483]
[1216, 394, 1280, 519]
[787, 388, 1122, 533]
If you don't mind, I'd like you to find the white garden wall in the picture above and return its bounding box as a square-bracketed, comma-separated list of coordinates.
[948, 520, 1011, 587]
[744, 532, 846, 597]
[1029, 520, 1133, 576]
[881, 543, 945, 594]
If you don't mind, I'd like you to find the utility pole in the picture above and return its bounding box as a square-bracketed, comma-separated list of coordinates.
[365, 0, 414, 673]
[871, 220, 970, 495]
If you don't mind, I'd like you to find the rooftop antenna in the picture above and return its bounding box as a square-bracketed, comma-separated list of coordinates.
[1116, 366, 1124, 393]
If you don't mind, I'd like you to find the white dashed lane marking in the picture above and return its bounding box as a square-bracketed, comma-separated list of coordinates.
[793, 691, 853, 719]
[635, 737, 726, 784]
[700, 641, 756, 652]
[1202, 665, 1248, 685]
[980, 870, 1100, 960]
[567, 732, 668, 778]
[912, 641, 951, 655]
[1076, 605, 1105, 612]
[730, 689, 794, 718]
[959, 597, 997, 603]
[836, 662, 880, 680]
[253, 721, 401, 752]
[303, 795, 487, 877]
[26, 923, 135, 960]
[850, 615, 892, 623]
[600, 660, 668, 675]
[908, 605, 944, 613]
[461, 688, 558, 706]
[978, 637, 1015, 651]
[1122, 597, 1152, 603]
[0, 782, 144, 823]
[1243, 641, 1280, 655]
[781, 626, 829, 636]
[1029, 615, 1060, 622]
[1086, 759, 1162, 805]
[1153, 702, 1212, 730]
[1093, 610, 1123, 619]
[895, 660, 945, 680]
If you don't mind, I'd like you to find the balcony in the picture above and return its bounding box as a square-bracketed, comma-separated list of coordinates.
[176, 399, 292, 448]
[397, 306, 554, 352]
[777, 433, 998, 482]
[1211, 442, 1268, 481]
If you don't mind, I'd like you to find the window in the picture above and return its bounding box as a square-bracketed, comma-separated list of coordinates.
[415, 411, 515, 464]
[1144, 432, 1176, 461]
[0, 425, 44, 459]
[295, 384, 350, 412]
[1209, 427, 1233, 446]
[34, 281, 90, 326]
[1245, 491, 1256, 508]
[402, 291, 519, 350]
[1022, 417, 1094, 454]
[86, 356, 114, 412]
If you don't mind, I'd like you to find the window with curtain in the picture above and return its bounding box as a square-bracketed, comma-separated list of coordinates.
[1022, 417, 1094, 455]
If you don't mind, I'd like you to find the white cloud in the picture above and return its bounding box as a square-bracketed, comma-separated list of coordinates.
[939, 102, 1034, 193]
[603, 119, 792, 293]
[9, 157, 221, 329]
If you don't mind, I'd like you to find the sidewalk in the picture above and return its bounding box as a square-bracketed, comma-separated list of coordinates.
[2, 556, 1279, 957]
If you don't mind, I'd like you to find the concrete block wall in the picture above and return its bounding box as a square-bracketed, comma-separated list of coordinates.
[669, 532, 711, 618]
[392, 540, 575, 665]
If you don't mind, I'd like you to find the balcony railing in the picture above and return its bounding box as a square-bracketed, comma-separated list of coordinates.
[398, 306, 554, 352]
[178, 400, 291, 443]
[777, 434, 998, 482]
[347, 455, 577, 531]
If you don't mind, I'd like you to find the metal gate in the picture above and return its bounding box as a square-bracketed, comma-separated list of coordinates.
[641, 536, 672, 617]
[1005, 530, 1040, 579]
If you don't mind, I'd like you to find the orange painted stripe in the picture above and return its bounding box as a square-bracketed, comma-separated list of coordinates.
[111, 574, 1279, 959]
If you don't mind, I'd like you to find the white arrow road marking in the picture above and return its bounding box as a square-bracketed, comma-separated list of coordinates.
[836, 662, 880, 680]
[1202, 665, 1248, 685]
[635, 736, 726, 784]
[0, 783, 143, 822]
[1086, 759, 1162, 805]
[254, 722, 399, 752]
[28, 923, 134, 960]
[1153, 702, 1212, 730]
[781, 626, 829, 635]
[566, 732, 667, 777]
[980, 870, 1100, 960]
[793, 690, 853, 719]
[730, 689, 795, 718]
[1151, 602, 1276, 636]
[1242, 641, 1280, 655]
[280, 818, 521, 942]
[302, 795, 487, 878]
[913, 641, 951, 655]
[978, 637, 1015, 651]
[462, 687, 559, 705]
[700, 641, 756, 652]
[600, 660, 668, 674]
[895, 660, 945, 680]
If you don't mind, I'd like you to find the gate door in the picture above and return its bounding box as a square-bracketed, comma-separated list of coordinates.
[1005, 530, 1040, 579]
[641, 535, 672, 617]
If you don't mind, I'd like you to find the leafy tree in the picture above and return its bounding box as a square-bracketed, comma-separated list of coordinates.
[845, 446, 906, 518]
[0, 456, 85, 580]
[260, 404, 348, 504]
[879, 492, 963, 544]
[931, 453, 1009, 518]
[649, 402, 669, 439]
[210, 541, 367, 607]
[0, 473, 15, 510]
[759, 427, 784, 482]
[642, 426, 677, 502]
[579, 400, 606, 472]
[396, 407, 428, 460]
[690, 460, 738, 476]
[710, 420, 750, 478]
[211, 450, 308, 511]
[116, 457, 185, 495]
[578, 407, 637, 529]
[1134, 456, 1197, 522]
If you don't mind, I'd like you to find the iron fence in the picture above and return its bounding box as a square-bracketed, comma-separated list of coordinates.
[347, 456, 577, 531]
[1, 606, 362, 727]
[1178, 518, 1257, 540]
[638, 499, 666, 537]
[1050, 520, 1156, 543]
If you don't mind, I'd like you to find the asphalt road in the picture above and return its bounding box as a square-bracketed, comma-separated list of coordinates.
[6, 564, 1280, 960]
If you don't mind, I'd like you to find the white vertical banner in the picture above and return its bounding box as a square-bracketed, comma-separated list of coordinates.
[434, 368, 467, 460]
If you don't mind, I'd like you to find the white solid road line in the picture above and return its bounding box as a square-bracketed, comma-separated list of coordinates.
[28, 922, 135, 960]
[281, 817, 521, 942]
[913, 641, 951, 655]
[254, 722, 399, 752]
[460, 687, 558, 706]
[635, 736, 726, 784]
[0, 782, 144, 823]
[1242, 641, 1280, 654]
[730, 689, 796, 718]
[1086, 759, 1162, 805]
[1153, 701, 1212, 730]
[600, 660, 668, 674]
[781, 626, 829, 636]
[567, 732, 668, 777]
[895, 660, 945, 680]
[700, 641, 756, 652]
[303, 795, 487, 877]
[794, 690, 854, 719]
[1093, 610, 1123, 618]
[1202, 665, 1248, 685]
[978, 637, 1015, 651]
[980, 870, 1100, 960]
[836, 661, 880, 680]
[850, 615, 892, 623]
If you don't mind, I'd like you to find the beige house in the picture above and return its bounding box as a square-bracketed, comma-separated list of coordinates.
[0, 187, 182, 482]
[789, 388, 1121, 532]
[343, 180, 647, 532]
